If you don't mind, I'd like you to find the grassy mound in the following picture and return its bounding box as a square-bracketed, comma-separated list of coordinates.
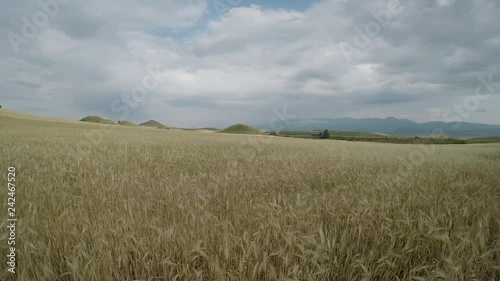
[221, 124, 260, 134]
[118, 121, 138, 127]
[80, 116, 116, 125]
[140, 120, 169, 129]
[140, 120, 163, 127]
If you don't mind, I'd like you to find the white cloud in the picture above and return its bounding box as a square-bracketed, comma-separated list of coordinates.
[0, 0, 499, 127]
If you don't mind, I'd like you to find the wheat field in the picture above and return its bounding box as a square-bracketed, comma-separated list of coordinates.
[1, 110, 499, 280]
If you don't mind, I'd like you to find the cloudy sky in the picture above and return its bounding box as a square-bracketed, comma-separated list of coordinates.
[1, 0, 499, 128]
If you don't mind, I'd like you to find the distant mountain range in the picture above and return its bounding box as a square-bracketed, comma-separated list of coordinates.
[255, 117, 500, 138]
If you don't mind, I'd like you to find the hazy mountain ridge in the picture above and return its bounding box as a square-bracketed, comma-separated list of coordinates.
[256, 117, 500, 137]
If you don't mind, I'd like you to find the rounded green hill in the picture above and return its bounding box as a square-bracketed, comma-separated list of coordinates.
[140, 120, 162, 127]
[221, 124, 260, 134]
[80, 116, 116, 125]
[140, 120, 168, 129]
